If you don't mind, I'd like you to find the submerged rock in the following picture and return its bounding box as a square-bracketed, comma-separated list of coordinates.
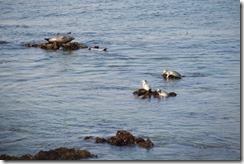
[0, 147, 97, 160]
[88, 130, 154, 149]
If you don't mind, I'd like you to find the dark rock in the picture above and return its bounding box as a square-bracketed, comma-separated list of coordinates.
[95, 137, 107, 143]
[0, 154, 18, 160]
[0, 147, 97, 160]
[133, 88, 156, 99]
[19, 154, 33, 160]
[33, 147, 97, 160]
[168, 92, 177, 97]
[84, 136, 93, 140]
[133, 88, 177, 99]
[137, 138, 154, 149]
[108, 130, 136, 146]
[0, 154, 33, 160]
[24, 42, 88, 51]
[93, 130, 154, 149]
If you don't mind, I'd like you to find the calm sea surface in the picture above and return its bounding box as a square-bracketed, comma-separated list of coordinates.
[0, 0, 240, 160]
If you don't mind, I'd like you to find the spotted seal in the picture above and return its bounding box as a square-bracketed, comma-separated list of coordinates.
[162, 69, 182, 79]
[44, 35, 74, 44]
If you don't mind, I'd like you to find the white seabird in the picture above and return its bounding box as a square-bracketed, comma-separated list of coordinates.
[141, 80, 151, 91]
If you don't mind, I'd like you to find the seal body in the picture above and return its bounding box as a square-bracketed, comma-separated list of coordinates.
[162, 69, 182, 79]
[44, 36, 74, 44]
[155, 89, 177, 98]
[88, 46, 108, 51]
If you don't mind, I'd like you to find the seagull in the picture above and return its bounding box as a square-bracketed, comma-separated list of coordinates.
[141, 80, 151, 91]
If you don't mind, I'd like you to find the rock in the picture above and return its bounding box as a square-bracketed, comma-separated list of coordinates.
[95, 137, 107, 143]
[33, 147, 97, 160]
[84, 136, 93, 140]
[91, 130, 154, 149]
[133, 88, 177, 99]
[107, 130, 136, 146]
[24, 42, 88, 51]
[133, 88, 159, 99]
[137, 138, 154, 149]
[0, 154, 33, 160]
[0, 147, 97, 160]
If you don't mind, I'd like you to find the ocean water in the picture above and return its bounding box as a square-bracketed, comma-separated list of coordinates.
[0, 0, 240, 160]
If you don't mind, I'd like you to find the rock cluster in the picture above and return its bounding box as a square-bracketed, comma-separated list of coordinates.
[24, 42, 88, 51]
[0, 147, 97, 160]
[133, 88, 177, 99]
[87, 130, 154, 149]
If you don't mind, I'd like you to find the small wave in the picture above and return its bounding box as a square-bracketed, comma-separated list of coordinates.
[192, 142, 231, 149]
[188, 72, 206, 77]
[0, 60, 10, 64]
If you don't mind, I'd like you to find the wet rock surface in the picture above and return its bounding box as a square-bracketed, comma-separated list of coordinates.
[0, 147, 97, 160]
[133, 88, 159, 99]
[86, 130, 154, 149]
[133, 88, 177, 99]
[24, 42, 88, 51]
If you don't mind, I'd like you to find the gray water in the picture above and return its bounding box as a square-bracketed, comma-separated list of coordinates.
[0, 0, 240, 160]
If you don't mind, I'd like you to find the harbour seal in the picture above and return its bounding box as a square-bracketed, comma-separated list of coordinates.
[155, 89, 177, 98]
[88, 46, 108, 51]
[44, 35, 74, 44]
[162, 69, 182, 79]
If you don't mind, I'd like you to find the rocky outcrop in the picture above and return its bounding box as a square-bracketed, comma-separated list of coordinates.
[0, 147, 97, 160]
[133, 88, 159, 99]
[86, 130, 154, 149]
[24, 42, 88, 51]
[133, 88, 177, 99]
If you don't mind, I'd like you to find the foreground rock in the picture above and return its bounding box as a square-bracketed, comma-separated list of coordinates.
[85, 130, 154, 149]
[0, 147, 97, 160]
[24, 42, 88, 51]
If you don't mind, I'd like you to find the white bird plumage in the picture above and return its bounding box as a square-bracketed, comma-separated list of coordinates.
[141, 80, 151, 91]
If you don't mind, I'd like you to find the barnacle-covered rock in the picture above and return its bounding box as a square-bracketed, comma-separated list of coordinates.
[0, 147, 97, 160]
[87, 130, 154, 149]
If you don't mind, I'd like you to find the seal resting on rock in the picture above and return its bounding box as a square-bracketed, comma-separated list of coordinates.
[154, 89, 177, 98]
[162, 69, 182, 79]
[133, 80, 177, 99]
[44, 35, 75, 44]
